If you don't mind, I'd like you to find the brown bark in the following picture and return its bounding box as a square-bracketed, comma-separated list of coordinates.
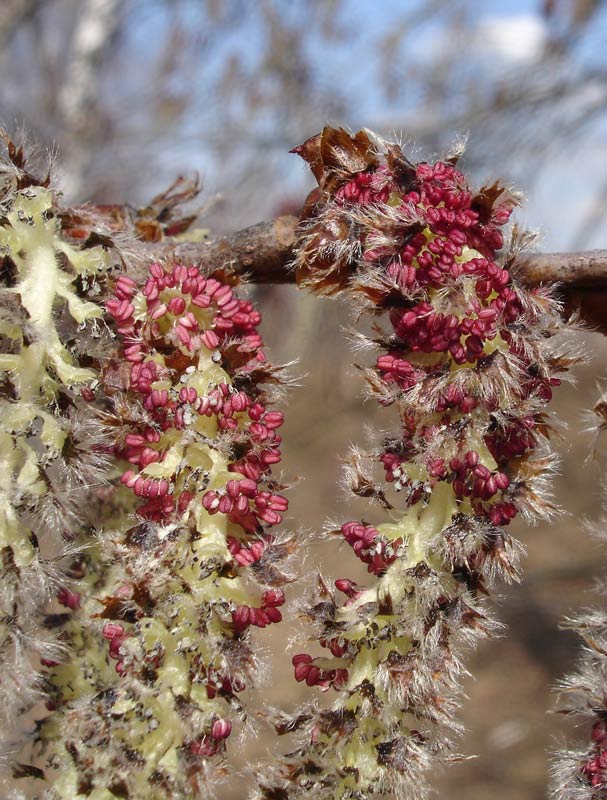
[167, 216, 300, 284]
[155, 219, 607, 288]
[122, 212, 607, 330]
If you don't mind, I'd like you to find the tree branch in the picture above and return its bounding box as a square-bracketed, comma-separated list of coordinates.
[168, 216, 300, 284]
[127, 214, 607, 330]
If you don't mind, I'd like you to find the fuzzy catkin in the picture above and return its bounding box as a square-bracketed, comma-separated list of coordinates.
[37, 261, 293, 799]
[0, 137, 113, 773]
[256, 127, 577, 800]
[550, 396, 607, 800]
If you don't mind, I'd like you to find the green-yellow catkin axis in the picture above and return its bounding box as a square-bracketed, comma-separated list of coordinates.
[0, 141, 112, 780]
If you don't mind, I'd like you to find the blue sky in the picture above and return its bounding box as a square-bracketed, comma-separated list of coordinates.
[118, 0, 606, 250]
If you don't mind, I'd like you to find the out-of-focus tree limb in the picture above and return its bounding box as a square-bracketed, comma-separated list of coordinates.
[0, 0, 43, 48]
[57, 0, 122, 199]
[514, 250, 607, 332]
[514, 249, 607, 288]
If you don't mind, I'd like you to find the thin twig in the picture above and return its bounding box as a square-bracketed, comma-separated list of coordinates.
[123, 213, 607, 330]
[147, 217, 607, 288]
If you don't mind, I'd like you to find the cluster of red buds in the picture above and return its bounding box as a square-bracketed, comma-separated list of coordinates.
[40, 261, 293, 799]
[257, 127, 575, 800]
[582, 722, 607, 791]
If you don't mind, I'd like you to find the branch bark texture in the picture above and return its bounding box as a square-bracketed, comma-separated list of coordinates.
[154, 217, 607, 290]
[140, 219, 607, 331]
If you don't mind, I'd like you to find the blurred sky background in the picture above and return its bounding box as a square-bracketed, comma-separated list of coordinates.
[1, 2, 606, 799]
[0, 0, 605, 249]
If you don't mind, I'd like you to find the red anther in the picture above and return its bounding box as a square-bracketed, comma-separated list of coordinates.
[102, 623, 125, 640]
[264, 411, 284, 429]
[212, 284, 232, 302]
[168, 296, 186, 315]
[150, 389, 169, 407]
[248, 403, 265, 421]
[211, 719, 232, 741]
[233, 494, 248, 513]
[259, 509, 281, 525]
[252, 608, 270, 627]
[335, 578, 361, 598]
[80, 386, 95, 402]
[293, 655, 313, 682]
[232, 605, 251, 630]
[121, 470, 137, 487]
[233, 547, 255, 566]
[268, 494, 288, 511]
[249, 541, 265, 560]
[192, 293, 211, 309]
[305, 665, 321, 686]
[177, 312, 196, 330]
[202, 491, 220, 513]
[226, 480, 241, 498]
[333, 669, 348, 689]
[236, 478, 257, 497]
[264, 607, 282, 623]
[494, 472, 510, 490]
[197, 396, 211, 415]
[216, 291, 234, 309]
[115, 274, 137, 299]
[190, 736, 218, 758]
[427, 458, 446, 478]
[262, 588, 285, 608]
[57, 588, 81, 610]
[151, 303, 168, 320]
[218, 495, 234, 514]
[465, 450, 479, 467]
[177, 491, 193, 513]
[124, 344, 144, 362]
[175, 325, 192, 346]
[460, 396, 477, 413]
[139, 447, 161, 468]
[329, 639, 346, 657]
[466, 335, 484, 355]
[584, 757, 601, 775]
[261, 448, 281, 465]
[231, 392, 249, 412]
[201, 329, 220, 350]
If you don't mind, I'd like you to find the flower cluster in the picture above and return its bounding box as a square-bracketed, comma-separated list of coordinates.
[0, 135, 113, 775]
[39, 260, 292, 799]
[258, 127, 576, 799]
